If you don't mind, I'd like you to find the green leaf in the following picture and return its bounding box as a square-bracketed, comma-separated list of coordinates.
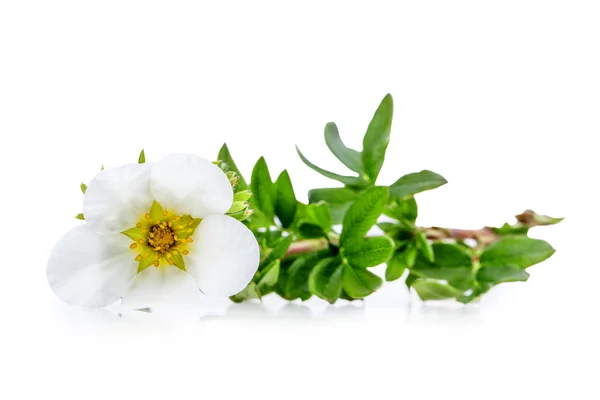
[308, 187, 359, 224]
[274, 170, 297, 228]
[261, 235, 293, 268]
[256, 260, 280, 292]
[297, 222, 327, 239]
[389, 170, 447, 199]
[250, 157, 275, 221]
[308, 187, 359, 204]
[324, 122, 363, 174]
[415, 231, 434, 262]
[80, 183, 87, 194]
[362, 93, 393, 183]
[412, 280, 465, 301]
[340, 186, 388, 245]
[405, 273, 419, 289]
[385, 244, 417, 282]
[285, 250, 331, 300]
[306, 202, 333, 232]
[480, 236, 555, 269]
[219, 143, 248, 190]
[230, 282, 261, 303]
[412, 242, 473, 281]
[477, 264, 530, 284]
[383, 197, 418, 222]
[296, 146, 369, 189]
[308, 258, 344, 304]
[138, 149, 145, 164]
[75, 213, 85, 220]
[492, 223, 530, 236]
[343, 236, 395, 268]
[342, 264, 383, 299]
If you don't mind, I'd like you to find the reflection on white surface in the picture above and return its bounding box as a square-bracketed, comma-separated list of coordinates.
[50, 293, 487, 328]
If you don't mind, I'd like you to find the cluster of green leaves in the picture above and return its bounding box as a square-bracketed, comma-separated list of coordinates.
[223, 93, 562, 304]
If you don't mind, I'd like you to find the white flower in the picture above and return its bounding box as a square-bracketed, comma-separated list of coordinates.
[47, 154, 260, 308]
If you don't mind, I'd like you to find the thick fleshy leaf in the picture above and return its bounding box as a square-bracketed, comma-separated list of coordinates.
[340, 186, 388, 245]
[296, 146, 369, 188]
[343, 236, 395, 268]
[186, 215, 260, 297]
[362, 94, 393, 183]
[47, 225, 137, 307]
[274, 170, 297, 228]
[389, 170, 447, 199]
[83, 163, 154, 235]
[480, 236, 555, 269]
[150, 154, 233, 218]
[324, 122, 363, 174]
[412, 280, 465, 301]
[121, 265, 202, 309]
[218, 143, 248, 190]
[342, 264, 383, 298]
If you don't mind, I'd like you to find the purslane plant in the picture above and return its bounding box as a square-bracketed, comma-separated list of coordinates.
[47, 94, 561, 307]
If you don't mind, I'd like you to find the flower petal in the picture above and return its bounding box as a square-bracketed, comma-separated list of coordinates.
[121, 265, 203, 309]
[47, 225, 137, 307]
[83, 163, 153, 235]
[186, 215, 260, 297]
[150, 154, 233, 218]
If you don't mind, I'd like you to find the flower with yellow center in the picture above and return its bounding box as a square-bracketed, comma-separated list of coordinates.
[47, 153, 260, 308]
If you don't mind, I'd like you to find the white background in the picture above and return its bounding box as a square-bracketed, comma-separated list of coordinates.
[1, 1, 598, 399]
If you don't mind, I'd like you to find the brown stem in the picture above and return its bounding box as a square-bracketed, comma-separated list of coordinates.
[285, 238, 329, 257]
[419, 226, 499, 245]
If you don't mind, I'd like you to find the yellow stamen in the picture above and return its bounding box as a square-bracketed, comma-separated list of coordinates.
[162, 210, 168, 216]
[145, 214, 151, 220]
[154, 260, 160, 267]
[137, 239, 144, 245]
[182, 250, 189, 255]
[135, 255, 142, 261]
[130, 243, 138, 249]
[175, 216, 181, 221]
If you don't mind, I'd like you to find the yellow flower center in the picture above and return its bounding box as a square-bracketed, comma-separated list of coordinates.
[148, 223, 176, 252]
[121, 201, 201, 272]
